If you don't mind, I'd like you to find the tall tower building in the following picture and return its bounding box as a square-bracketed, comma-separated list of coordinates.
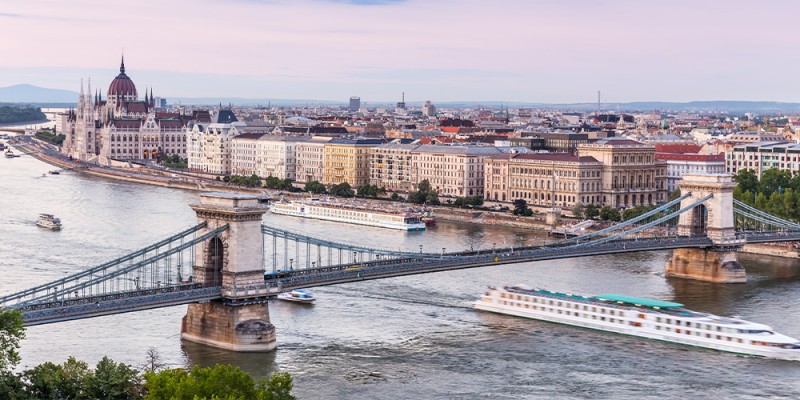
[349, 96, 361, 112]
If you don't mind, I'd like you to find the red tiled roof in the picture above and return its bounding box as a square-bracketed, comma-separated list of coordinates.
[655, 153, 724, 162]
[654, 144, 702, 154]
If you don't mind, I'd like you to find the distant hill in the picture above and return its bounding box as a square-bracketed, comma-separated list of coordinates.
[2, 83, 799, 113]
[169, 97, 345, 106]
[0, 84, 78, 103]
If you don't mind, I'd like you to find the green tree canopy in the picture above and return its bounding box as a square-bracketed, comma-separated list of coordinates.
[733, 169, 758, 194]
[304, 181, 326, 194]
[329, 182, 355, 198]
[584, 204, 599, 219]
[599, 206, 621, 221]
[408, 179, 440, 205]
[143, 365, 295, 400]
[0, 308, 24, 372]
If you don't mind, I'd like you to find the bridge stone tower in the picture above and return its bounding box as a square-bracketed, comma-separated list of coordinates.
[181, 193, 277, 351]
[665, 174, 746, 283]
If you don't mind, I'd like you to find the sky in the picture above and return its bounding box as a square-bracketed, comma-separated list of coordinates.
[1, 0, 799, 103]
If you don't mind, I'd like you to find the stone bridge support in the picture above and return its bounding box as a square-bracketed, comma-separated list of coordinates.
[181, 193, 276, 351]
[665, 174, 746, 283]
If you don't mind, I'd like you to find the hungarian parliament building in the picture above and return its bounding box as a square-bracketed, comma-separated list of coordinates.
[58, 57, 191, 164]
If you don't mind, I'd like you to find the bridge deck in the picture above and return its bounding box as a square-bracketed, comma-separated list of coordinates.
[17, 231, 800, 326]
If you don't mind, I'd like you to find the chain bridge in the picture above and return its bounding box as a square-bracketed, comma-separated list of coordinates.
[3, 174, 800, 351]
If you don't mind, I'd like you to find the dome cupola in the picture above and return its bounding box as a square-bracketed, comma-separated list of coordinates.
[107, 55, 137, 100]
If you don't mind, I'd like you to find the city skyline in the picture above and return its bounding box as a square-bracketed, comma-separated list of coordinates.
[2, 0, 799, 103]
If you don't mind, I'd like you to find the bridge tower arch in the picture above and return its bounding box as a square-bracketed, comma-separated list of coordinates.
[181, 193, 276, 351]
[667, 174, 746, 283]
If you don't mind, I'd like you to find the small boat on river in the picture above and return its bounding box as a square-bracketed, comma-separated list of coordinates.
[277, 289, 316, 304]
[36, 214, 62, 230]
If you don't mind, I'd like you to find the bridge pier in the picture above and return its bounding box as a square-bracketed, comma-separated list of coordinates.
[181, 301, 276, 352]
[666, 174, 746, 283]
[181, 193, 276, 352]
[665, 248, 746, 283]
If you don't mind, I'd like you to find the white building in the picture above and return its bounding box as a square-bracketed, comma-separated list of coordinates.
[187, 119, 246, 175]
[295, 136, 333, 184]
[230, 135, 310, 179]
[726, 141, 800, 177]
[410, 145, 502, 197]
[656, 153, 726, 192]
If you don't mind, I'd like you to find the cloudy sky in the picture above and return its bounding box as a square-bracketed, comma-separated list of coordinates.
[1, 0, 798, 103]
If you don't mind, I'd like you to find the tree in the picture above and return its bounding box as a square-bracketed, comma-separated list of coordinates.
[390, 192, 402, 201]
[572, 202, 585, 219]
[512, 199, 528, 216]
[0, 308, 25, 372]
[585, 204, 599, 219]
[599, 206, 621, 221]
[758, 168, 791, 197]
[668, 189, 682, 202]
[257, 372, 296, 400]
[0, 371, 25, 400]
[733, 169, 758, 194]
[143, 364, 295, 400]
[85, 356, 143, 400]
[755, 192, 768, 210]
[142, 347, 166, 373]
[329, 182, 355, 198]
[23, 362, 63, 399]
[304, 181, 326, 194]
[408, 179, 439, 205]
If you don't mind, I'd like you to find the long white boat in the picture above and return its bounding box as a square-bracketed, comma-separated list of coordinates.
[474, 284, 800, 360]
[270, 198, 426, 231]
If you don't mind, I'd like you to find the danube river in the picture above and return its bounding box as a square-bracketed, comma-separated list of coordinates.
[2, 138, 800, 398]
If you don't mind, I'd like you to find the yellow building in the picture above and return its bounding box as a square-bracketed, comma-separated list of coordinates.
[323, 139, 384, 187]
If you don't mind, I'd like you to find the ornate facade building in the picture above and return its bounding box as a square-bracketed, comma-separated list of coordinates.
[60, 57, 190, 164]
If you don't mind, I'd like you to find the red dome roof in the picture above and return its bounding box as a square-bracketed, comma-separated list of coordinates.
[107, 57, 137, 98]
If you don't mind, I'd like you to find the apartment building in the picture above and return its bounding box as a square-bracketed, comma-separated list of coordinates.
[295, 136, 333, 184]
[369, 143, 420, 191]
[230, 134, 310, 179]
[323, 138, 384, 186]
[187, 121, 246, 175]
[410, 145, 501, 197]
[726, 141, 800, 177]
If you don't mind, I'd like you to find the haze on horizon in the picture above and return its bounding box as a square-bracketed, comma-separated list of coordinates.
[1, 0, 798, 104]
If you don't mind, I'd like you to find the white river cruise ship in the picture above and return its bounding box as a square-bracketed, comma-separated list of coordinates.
[475, 285, 800, 360]
[270, 198, 426, 231]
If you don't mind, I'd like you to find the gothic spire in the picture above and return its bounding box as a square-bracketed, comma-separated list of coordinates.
[120, 54, 126, 74]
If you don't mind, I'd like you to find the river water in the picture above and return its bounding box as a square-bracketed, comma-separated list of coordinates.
[2, 131, 800, 398]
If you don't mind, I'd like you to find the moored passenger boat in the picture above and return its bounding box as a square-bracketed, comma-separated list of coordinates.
[270, 198, 426, 231]
[474, 285, 800, 360]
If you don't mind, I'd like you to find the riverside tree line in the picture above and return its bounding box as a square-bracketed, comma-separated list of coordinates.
[0, 308, 295, 399]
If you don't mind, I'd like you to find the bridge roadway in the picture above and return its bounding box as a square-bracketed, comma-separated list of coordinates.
[19, 231, 800, 325]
